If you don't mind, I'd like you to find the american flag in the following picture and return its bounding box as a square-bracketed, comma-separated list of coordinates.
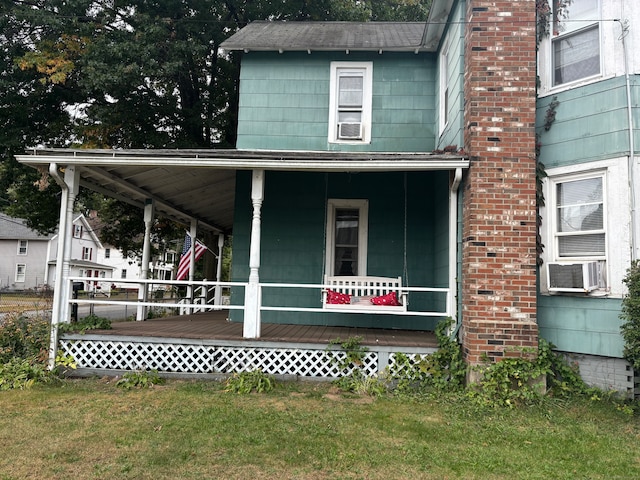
[176, 234, 207, 280]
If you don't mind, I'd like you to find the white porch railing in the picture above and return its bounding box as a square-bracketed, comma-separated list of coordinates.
[62, 276, 451, 320]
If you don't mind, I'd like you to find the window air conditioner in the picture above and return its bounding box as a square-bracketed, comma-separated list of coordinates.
[338, 122, 363, 140]
[547, 261, 600, 293]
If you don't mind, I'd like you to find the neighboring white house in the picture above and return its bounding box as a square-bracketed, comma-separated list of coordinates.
[0, 212, 53, 290]
[46, 214, 114, 292]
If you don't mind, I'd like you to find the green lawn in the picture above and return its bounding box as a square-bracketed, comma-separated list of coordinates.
[0, 379, 639, 479]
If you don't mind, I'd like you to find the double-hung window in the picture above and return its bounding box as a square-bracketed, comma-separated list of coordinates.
[15, 264, 26, 283]
[328, 62, 373, 144]
[551, 0, 600, 86]
[82, 247, 93, 261]
[17, 240, 28, 255]
[553, 174, 605, 258]
[325, 199, 368, 276]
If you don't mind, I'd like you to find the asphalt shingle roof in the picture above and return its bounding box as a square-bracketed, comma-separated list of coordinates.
[220, 21, 429, 52]
[0, 213, 54, 240]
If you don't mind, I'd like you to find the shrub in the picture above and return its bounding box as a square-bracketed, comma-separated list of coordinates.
[0, 313, 50, 364]
[621, 260, 640, 370]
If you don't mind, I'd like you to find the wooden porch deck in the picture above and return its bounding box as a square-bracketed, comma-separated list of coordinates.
[92, 310, 438, 348]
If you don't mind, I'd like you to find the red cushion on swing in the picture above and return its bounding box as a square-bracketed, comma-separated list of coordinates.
[370, 292, 401, 306]
[326, 289, 351, 304]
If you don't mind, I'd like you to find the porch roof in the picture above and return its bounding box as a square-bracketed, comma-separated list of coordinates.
[16, 148, 468, 234]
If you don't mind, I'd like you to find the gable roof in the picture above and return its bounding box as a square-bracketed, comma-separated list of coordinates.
[0, 212, 54, 240]
[220, 21, 430, 53]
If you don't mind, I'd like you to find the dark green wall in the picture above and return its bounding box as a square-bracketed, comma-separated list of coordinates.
[236, 51, 437, 152]
[230, 170, 451, 330]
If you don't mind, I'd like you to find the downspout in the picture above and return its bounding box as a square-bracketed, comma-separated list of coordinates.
[449, 167, 463, 331]
[47, 163, 69, 370]
[616, 19, 638, 261]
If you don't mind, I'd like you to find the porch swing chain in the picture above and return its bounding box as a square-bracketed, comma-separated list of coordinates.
[403, 172, 409, 287]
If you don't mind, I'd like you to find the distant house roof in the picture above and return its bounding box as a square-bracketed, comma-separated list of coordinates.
[220, 21, 430, 53]
[0, 212, 54, 240]
[48, 259, 114, 270]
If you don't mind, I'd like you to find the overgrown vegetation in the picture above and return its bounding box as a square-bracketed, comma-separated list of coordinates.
[0, 313, 52, 389]
[224, 369, 276, 394]
[57, 314, 112, 334]
[386, 319, 466, 394]
[116, 369, 165, 390]
[621, 260, 640, 370]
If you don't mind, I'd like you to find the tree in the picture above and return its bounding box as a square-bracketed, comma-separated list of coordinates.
[1, 0, 432, 248]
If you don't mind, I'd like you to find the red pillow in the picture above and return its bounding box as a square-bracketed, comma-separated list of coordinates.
[326, 289, 351, 305]
[370, 292, 401, 306]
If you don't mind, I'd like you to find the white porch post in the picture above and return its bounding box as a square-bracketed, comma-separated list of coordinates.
[48, 164, 79, 370]
[214, 233, 224, 308]
[448, 168, 463, 324]
[243, 169, 264, 338]
[136, 199, 154, 321]
[187, 219, 198, 313]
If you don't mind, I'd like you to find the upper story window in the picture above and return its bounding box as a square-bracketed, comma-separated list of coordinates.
[73, 224, 83, 238]
[328, 62, 373, 144]
[325, 199, 368, 276]
[82, 247, 93, 261]
[105, 248, 111, 259]
[439, 46, 449, 134]
[552, 0, 600, 87]
[17, 240, 28, 255]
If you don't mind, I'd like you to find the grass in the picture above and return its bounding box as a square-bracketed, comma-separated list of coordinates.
[0, 379, 639, 479]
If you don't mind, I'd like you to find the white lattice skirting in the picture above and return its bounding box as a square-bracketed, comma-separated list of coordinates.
[59, 336, 436, 379]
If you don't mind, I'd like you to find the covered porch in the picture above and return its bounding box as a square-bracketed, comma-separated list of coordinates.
[16, 148, 468, 375]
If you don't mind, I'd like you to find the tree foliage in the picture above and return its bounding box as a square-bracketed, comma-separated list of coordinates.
[1, 0, 432, 248]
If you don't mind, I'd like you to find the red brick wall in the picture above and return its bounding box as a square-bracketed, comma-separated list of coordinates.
[461, 0, 538, 365]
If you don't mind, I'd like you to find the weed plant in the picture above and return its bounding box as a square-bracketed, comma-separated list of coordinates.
[224, 369, 276, 394]
[58, 314, 112, 334]
[116, 369, 165, 390]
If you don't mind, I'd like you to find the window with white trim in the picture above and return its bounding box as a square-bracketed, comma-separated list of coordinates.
[105, 248, 111, 259]
[121, 269, 127, 279]
[439, 46, 449, 133]
[73, 224, 83, 238]
[82, 247, 93, 261]
[551, 0, 600, 86]
[328, 62, 373, 144]
[553, 174, 605, 258]
[15, 264, 26, 283]
[325, 199, 368, 276]
[17, 240, 28, 255]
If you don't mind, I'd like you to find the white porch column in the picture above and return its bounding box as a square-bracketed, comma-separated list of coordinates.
[448, 168, 463, 325]
[48, 164, 79, 370]
[136, 199, 154, 321]
[214, 233, 224, 308]
[243, 169, 264, 338]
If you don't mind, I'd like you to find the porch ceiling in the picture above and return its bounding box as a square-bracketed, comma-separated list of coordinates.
[16, 148, 469, 234]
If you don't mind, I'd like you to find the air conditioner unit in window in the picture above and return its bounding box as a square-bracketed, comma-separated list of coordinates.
[338, 122, 363, 140]
[547, 261, 600, 293]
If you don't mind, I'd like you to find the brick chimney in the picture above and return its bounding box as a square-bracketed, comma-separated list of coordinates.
[461, 0, 539, 376]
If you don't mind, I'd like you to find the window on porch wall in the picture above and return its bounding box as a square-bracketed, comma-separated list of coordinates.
[326, 199, 368, 276]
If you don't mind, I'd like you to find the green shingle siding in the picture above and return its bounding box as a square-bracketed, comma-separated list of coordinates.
[536, 75, 640, 168]
[236, 51, 437, 152]
[231, 170, 450, 330]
